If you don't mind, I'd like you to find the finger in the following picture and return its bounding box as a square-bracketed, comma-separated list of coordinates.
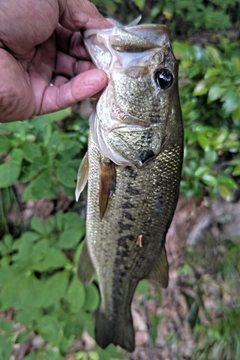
[53, 75, 68, 87]
[61, 0, 112, 32]
[40, 68, 108, 114]
[56, 25, 90, 59]
[0, 50, 35, 122]
[55, 50, 95, 78]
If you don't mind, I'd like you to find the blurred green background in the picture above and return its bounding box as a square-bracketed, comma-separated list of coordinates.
[0, 0, 240, 359]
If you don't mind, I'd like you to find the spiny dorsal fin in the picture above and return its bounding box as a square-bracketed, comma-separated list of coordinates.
[148, 246, 169, 288]
[77, 240, 95, 285]
[75, 152, 89, 202]
[99, 158, 116, 219]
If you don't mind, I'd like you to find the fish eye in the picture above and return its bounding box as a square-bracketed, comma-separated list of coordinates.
[154, 69, 173, 90]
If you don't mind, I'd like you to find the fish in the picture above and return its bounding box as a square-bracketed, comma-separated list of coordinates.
[76, 20, 183, 352]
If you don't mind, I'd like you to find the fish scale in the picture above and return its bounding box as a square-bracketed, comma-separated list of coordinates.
[76, 21, 183, 352]
[85, 136, 182, 351]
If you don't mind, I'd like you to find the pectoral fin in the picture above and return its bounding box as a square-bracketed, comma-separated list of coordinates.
[77, 241, 95, 285]
[75, 152, 89, 202]
[99, 159, 116, 219]
[148, 246, 169, 288]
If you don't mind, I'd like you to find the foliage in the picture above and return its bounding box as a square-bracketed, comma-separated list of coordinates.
[0, 109, 88, 200]
[176, 240, 240, 360]
[174, 39, 240, 199]
[0, 110, 124, 358]
[155, 0, 239, 35]
[0, 212, 125, 359]
[90, 0, 240, 36]
[0, 213, 86, 354]
[0, 1, 240, 358]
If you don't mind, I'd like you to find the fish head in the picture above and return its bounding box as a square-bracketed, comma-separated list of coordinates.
[84, 23, 182, 167]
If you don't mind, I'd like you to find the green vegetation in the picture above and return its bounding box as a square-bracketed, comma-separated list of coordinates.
[175, 39, 240, 199]
[0, 0, 240, 358]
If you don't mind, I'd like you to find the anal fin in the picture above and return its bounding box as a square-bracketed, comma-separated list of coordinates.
[148, 245, 169, 288]
[75, 152, 89, 202]
[99, 158, 116, 219]
[77, 240, 95, 285]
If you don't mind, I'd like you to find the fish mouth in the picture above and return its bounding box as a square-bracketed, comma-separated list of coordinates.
[84, 24, 170, 52]
[83, 18, 175, 81]
[84, 23, 170, 40]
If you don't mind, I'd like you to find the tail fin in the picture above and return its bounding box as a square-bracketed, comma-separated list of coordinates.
[95, 311, 135, 352]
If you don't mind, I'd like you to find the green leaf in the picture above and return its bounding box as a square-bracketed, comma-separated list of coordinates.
[217, 175, 237, 189]
[0, 162, 21, 188]
[0, 318, 14, 334]
[202, 174, 218, 187]
[16, 307, 43, 327]
[58, 229, 83, 249]
[136, 280, 148, 295]
[197, 134, 210, 151]
[30, 217, 45, 234]
[0, 266, 20, 286]
[58, 140, 81, 158]
[204, 67, 222, 78]
[208, 84, 225, 103]
[222, 91, 239, 114]
[19, 231, 41, 243]
[9, 148, 23, 165]
[40, 271, 69, 307]
[63, 212, 85, 229]
[3, 234, 13, 250]
[211, 129, 228, 148]
[37, 316, 62, 346]
[23, 169, 52, 200]
[133, 0, 145, 10]
[206, 45, 221, 65]
[47, 130, 61, 152]
[195, 166, 210, 178]
[97, 345, 124, 360]
[56, 164, 77, 188]
[219, 185, 232, 201]
[205, 149, 217, 165]
[233, 105, 240, 121]
[12, 237, 33, 264]
[22, 142, 42, 162]
[0, 135, 10, 152]
[0, 335, 12, 360]
[0, 273, 43, 310]
[34, 247, 69, 272]
[35, 108, 71, 124]
[193, 79, 209, 96]
[24, 349, 62, 360]
[66, 276, 85, 312]
[84, 284, 99, 311]
[233, 165, 240, 176]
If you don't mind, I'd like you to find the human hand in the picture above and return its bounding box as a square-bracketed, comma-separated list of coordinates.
[0, 0, 110, 122]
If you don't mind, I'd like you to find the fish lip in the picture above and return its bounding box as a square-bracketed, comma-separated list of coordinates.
[84, 24, 170, 39]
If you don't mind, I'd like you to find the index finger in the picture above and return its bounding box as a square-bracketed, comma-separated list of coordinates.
[56, 25, 90, 59]
[60, 0, 112, 32]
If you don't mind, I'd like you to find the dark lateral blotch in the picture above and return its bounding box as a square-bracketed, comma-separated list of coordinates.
[139, 149, 155, 163]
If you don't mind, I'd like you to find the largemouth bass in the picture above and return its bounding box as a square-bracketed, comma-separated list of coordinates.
[76, 20, 183, 352]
